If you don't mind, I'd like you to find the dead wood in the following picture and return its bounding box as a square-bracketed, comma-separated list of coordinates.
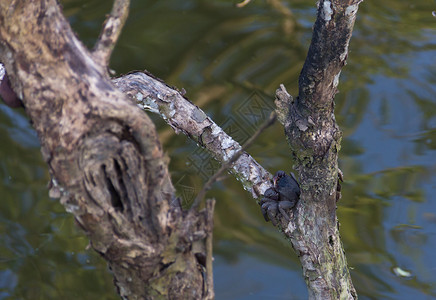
[0, 1, 211, 298]
[0, 0, 363, 299]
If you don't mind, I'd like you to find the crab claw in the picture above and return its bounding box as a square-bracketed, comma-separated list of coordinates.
[273, 170, 286, 187]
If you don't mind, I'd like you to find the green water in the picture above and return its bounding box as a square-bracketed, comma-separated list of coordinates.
[1, 0, 435, 299]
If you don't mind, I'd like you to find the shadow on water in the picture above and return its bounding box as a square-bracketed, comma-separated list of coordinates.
[1, 0, 435, 299]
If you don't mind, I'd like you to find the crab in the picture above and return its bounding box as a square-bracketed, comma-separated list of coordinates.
[259, 171, 300, 226]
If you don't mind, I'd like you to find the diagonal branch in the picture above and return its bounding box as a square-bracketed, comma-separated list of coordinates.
[93, 0, 130, 68]
[192, 111, 277, 208]
[113, 72, 274, 199]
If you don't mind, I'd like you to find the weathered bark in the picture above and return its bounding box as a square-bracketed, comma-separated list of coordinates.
[0, 0, 362, 299]
[112, 72, 273, 198]
[112, 0, 363, 298]
[0, 1, 211, 299]
[275, 0, 362, 298]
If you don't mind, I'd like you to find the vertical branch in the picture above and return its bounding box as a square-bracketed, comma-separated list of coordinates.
[298, 0, 362, 110]
[275, 0, 363, 298]
[288, 0, 363, 219]
[93, 0, 130, 68]
[204, 199, 216, 300]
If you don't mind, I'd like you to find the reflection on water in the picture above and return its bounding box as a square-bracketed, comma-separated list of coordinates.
[1, 0, 436, 299]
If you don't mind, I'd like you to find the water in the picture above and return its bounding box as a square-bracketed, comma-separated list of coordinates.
[1, 0, 435, 299]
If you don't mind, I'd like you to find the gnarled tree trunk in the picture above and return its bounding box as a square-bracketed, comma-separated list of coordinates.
[0, 1, 212, 299]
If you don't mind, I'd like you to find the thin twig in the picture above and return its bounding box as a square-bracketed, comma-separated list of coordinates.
[192, 111, 277, 209]
[204, 198, 215, 300]
[236, 0, 252, 8]
[93, 0, 130, 67]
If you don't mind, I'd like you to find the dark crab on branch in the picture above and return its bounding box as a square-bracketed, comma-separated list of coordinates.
[259, 171, 300, 226]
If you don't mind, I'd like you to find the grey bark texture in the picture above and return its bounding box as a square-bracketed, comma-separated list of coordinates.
[0, 1, 212, 299]
[277, 1, 362, 298]
[0, 0, 362, 299]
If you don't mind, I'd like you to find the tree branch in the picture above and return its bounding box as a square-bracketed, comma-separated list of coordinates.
[273, 0, 363, 298]
[93, 0, 130, 68]
[0, 0, 364, 298]
[111, 2, 364, 298]
[113, 72, 274, 198]
[204, 198, 216, 300]
[192, 111, 276, 208]
[0, 1, 208, 298]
